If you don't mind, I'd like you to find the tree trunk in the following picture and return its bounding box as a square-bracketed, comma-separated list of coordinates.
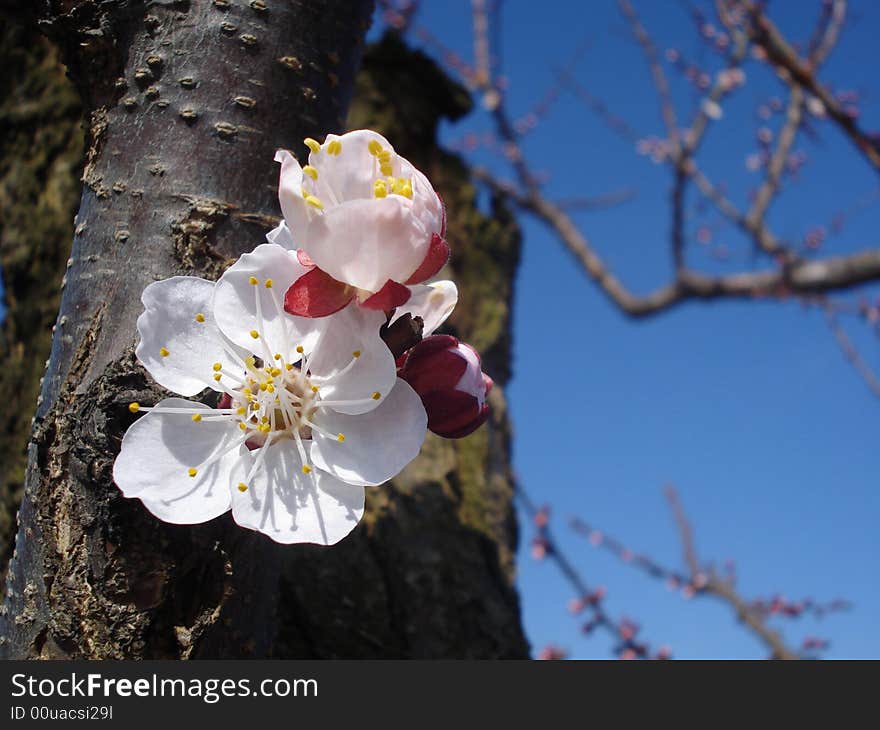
[0, 2, 528, 659]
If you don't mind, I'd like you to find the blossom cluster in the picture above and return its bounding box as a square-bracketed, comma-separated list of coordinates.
[113, 130, 491, 545]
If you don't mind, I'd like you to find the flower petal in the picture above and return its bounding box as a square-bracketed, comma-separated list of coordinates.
[309, 129, 392, 202]
[230, 438, 364, 545]
[136, 276, 244, 397]
[391, 280, 458, 336]
[112, 399, 240, 524]
[310, 378, 427, 486]
[305, 197, 430, 292]
[404, 233, 450, 285]
[276, 149, 311, 241]
[266, 221, 297, 250]
[359, 279, 412, 311]
[308, 305, 396, 415]
[213, 243, 319, 357]
[284, 267, 354, 318]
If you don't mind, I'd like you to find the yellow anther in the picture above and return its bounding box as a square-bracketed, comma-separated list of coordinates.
[296, 345, 304, 354]
[373, 179, 387, 198]
[245, 356, 256, 367]
[327, 140, 342, 155]
[305, 195, 324, 210]
[304, 137, 321, 154]
[274, 353, 282, 360]
[128, 402, 140, 413]
[377, 149, 391, 163]
[270, 368, 281, 377]
[191, 413, 202, 422]
[267, 384, 275, 393]
[352, 350, 361, 358]
[400, 180, 413, 199]
[380, 163, 393, 177]
[250, 330, 260, 339]
[311, 385, 320, 393]
[368, 139, 383, 156]
[159, 347, 170, 357]
[188, 468, 198, 478]
[302, 165, 318, 180]
[302, 465, 312, 474]
[195, 312, 205, 323]
[259, 382, 268, 392]
[248, 276, 259, 285]
[372, 391, 381, 400]
[239, 422, 247, 431]
[213, 373, 222, 382]
[337, 433, 346, 442]
[212, 362, 222, 371]
[261, 416, 269, 424]
[285, 363, 294, 370]
[237, 483, 248, 493]
[264, 279, 274, 289]
[243, 387, 252, 396]
[236, 407, 246, 415]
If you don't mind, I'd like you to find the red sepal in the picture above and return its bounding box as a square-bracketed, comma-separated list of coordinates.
[404, 233, 450, 285]
[360, 279, 412, 310]
[296, 249, 316, 268]
[401, 348, 468, 394]
[217, 393, 232, 410]
[437, 403, 490, 439]
[420, 390, 484, 438]
[284, 267, 354, 318]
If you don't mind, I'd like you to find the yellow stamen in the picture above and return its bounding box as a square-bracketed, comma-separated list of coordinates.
[377, 149, 391, 163]
[248, 276, 259, 286]
[212, 362, 222, 371]
[285, 363, 294, 370]
[302, 465, 312, 474]
[237, 483, 248, 492]
[302, 165, 318, 180]
[337, 433, 345, 442]
[195, 313, 205, 323]
[304, 137, 321, 154]
[380, 163, 393, 177]
[250, 330, 260, 339]
[159, 347, 170, 357]
[326, 140, 342, 155]
[266, 384, 275, 393]
[270, 368, 281, 377]
[368, 139, 383, 156]
[296, 345, 304, 354]
[305, 195, 324, 210]
[128, 402, 140, 413]
[400, 180, 413, 199]
[213, 373, 222, 382]
[191, 413, 202, 422]
[372, 392, 381, 400]
[352, 350, 361, 358]
[236, 407, 246, 415]
[311, 385, 320, 393]
[239, 422, 247, 431]
[188, 468, 198, 478]
[259, 382, 268, 392]
[373, 179, 387, 198]
[264, 279, 273, 289]
[274, 353, 282, 360]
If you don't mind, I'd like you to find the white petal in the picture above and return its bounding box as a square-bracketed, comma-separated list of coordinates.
[310, 378, 427, 486]
[231, 438, 364, 545]
[310, 129, 392, 202]
[392, 280, 458, 336]
[306, 197, 430, 292]
[213, 243, 319, 357]
[398, 160, 444, 238]
[309, 305, 396, 415]
[276, 149, 311, 242]
[136, 276, 244, 397]
[112, 399, 240, 524]
[266, 221, 297, 250]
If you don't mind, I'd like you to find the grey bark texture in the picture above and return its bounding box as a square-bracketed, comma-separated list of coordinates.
[0, 1, 528, 659]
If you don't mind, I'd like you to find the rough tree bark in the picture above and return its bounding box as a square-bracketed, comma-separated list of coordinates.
[0, 2, 528, 659]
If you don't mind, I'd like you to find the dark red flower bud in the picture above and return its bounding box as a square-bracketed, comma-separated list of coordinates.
[398, 334, 492, 439]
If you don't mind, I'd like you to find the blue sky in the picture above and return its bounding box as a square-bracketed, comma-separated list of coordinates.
[371, 1, 880, 658]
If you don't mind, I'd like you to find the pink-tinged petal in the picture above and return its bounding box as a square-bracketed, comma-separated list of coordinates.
[359, 279, 412, 311]
[404, 233, 450, 285]
[483, 373, 494, 394]
[296, 249, 316, 268]
[284, 268, 354, 318]
[275, 149, 310, 239]
[437, 403, 490, 439]
[420, 390, 484, 438]
[305, 197, 430, 292]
